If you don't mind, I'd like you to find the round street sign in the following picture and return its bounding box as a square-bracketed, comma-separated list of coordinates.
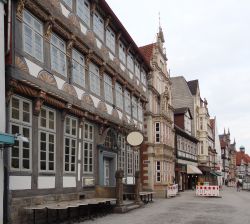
[126, 131, 144, 146]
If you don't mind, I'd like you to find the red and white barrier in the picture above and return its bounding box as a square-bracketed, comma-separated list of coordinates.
[196, 185, 220, 197]
[167, 184, 178, 197]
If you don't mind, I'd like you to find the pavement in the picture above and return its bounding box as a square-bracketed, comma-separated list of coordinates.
[81, 187, 250, 224]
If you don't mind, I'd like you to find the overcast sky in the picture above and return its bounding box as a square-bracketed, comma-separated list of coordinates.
[106, 0, 250, 153]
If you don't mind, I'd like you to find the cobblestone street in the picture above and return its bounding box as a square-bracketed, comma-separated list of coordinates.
[82, 187, 250, 224]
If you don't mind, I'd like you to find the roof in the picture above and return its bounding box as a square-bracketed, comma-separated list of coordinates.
[139, 43, 155, 65]
[187, 80, 199, 95]
[99, 0, 151, 71]
[236, 151, 250, 166]
[174, 107, 193, 119]
[210, 119, 215, 131]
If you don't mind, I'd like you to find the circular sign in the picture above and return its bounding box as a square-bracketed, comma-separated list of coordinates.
[126, 131, 144, 146]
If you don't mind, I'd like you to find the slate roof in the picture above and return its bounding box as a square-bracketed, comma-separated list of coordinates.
[187, 80, 199, 95]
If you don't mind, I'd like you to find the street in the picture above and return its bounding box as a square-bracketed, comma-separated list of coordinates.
[82, 187, 250, 224]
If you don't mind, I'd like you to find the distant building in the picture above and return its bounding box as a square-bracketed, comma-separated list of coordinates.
[139, 27, 175, 197]
[236, 146, 250, 182]
[174, 107, 199, 191]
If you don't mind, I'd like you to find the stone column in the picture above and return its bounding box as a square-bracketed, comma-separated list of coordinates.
[115, 169, 124, 206]
[135, 171, 142, 205]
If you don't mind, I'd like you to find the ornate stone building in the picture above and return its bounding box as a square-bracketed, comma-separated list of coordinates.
[4, 0, 151, 222]
[139, 27, 175, 197]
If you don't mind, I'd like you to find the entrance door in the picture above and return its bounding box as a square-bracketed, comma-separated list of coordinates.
[104, 159, 110, 186]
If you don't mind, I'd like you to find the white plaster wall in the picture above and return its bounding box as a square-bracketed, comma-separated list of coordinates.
[9, 176, 32, 190]
[38, 176, 55, 189]
[60, 3, 70, 18]
[63, 176, 76, 188]
[0, 3, 5, 222]
[25, 58, 42, 77]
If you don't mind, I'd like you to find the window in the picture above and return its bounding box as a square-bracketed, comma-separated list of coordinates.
[135, 61, 140, 79]
[39, 107, 56, 172]
[127, 145, 133, 175]
[89, 63, 100, 95]
[115, 82, 123, 110]
[106, 27, 115, 53]
[127, 53, 134, 73]
[119, 42, 126, 64]
[156, 161, 161, 182]
[132, 96, 138, 119]
[83, 123, 94, 173]
[155, 122, 160, 143]
[200, 141, 204, 154]
[10, 96, 32, 171]
[77, 0, 90, 27]
[51, 33, 67, 76]
[23, 10, 43, 61]
[62, 0, 72, 9]
[200, 117, 203, 130]
[141, 69, 147, 86]
[93, 12, 104, 41]
[134, 150, 140, 172]
[104, 74, 113, 104]
[124, 90, 131, 115]
[118, 135, 126, 171]
[138, 102, 143, 122]
[72, 49, 85, 87]
[105, 131, 114, 148]
[64, 116, 77, 172]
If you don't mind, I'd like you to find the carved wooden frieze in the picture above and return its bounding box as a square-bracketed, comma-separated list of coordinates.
[16, 0, 25, 21]
[44, 16, 54, 41]
[15, 56, 29, 74]
[82, 93, 94, 107]
[50, 0, 61, 9]
[97, 101, 107, 114]
[112, 108, 119, 120]
[37, 70, 58, 88]
[68, 13, 80, 30]
[62, 83, 77, 97]
[122, 114, 128, 124]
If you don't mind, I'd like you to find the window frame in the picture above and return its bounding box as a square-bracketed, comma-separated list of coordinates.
[124, 90, 131, 115]
[50, 33, 67, 77]
[9, 96, 32, 171]
[106, 26, 116, 53]
[22, 10, 44, 62]
[83, 122, 94, 174]
[119, 42, 126, 65]
[104, 74, 113, 104]
[64, 116, 78, 173]
[155, 122, 160, 143]
[76, 0, 91, 27]
[72, 49, 85, 87]
[38, 106, 56, 173]
[89, 63, 100, 96]
[93, 11, 104, 41]
[115, 82, 123, 110]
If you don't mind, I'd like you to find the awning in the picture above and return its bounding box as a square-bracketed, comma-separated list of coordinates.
[0, 132, 15, 147]
[210, 171, 222, 176]
[187, 164, 202, 174]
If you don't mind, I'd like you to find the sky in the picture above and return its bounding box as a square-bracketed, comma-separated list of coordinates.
[106, 0, 250, 153]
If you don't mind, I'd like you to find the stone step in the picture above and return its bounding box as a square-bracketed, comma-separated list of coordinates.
[126, 203, 140, 211]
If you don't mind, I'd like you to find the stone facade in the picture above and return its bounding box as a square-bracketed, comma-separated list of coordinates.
[4, 0, 151, 223]
[139, 28, 175, 197]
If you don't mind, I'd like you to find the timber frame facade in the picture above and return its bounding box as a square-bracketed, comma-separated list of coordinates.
[4, 0, 151, 223]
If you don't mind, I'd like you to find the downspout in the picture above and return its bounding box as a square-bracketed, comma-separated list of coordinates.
[6, 0, 11, 55]
[4, 1, 11, 223]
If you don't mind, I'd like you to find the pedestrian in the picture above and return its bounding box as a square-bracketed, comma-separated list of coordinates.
[236, 180, 241, 192]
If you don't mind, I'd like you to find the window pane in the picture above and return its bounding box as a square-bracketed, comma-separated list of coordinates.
[12, 159, 19, 169]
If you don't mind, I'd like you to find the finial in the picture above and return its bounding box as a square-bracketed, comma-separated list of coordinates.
[158, 12, 161, 28]
[224, 128, 226, 135]
[228, 128, 230, 135]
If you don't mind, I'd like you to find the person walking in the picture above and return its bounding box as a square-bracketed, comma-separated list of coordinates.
[236, 180, 241, 192]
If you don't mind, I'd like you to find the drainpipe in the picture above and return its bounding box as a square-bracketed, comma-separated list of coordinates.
[6, 0, 11, 55]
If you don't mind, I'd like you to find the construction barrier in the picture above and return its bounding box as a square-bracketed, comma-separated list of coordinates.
[196, 185, 220, 197]
[166, 184, 178, 197]
[242, 182, 250, 190]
